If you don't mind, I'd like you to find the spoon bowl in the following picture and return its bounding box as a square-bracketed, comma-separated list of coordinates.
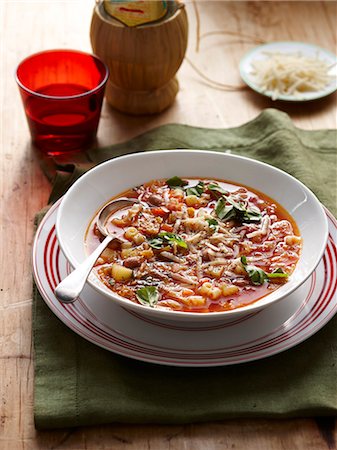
[96, 197, 138, 238]
[54, 197, 138, 303]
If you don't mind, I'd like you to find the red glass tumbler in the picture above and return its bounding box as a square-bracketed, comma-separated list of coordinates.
[16, 50, 109, 155]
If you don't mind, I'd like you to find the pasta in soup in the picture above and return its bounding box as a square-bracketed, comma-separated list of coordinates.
[85, 177, 302, 312]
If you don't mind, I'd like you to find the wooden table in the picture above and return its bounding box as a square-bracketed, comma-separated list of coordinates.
[1, 1, 336, 449]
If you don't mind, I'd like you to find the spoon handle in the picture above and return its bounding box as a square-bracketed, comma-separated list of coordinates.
[54, 235, 113, 303]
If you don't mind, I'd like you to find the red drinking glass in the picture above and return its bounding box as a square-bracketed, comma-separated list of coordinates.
[16, 50, 109, 155]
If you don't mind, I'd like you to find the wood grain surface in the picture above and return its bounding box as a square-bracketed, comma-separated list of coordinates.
[0, 1, 336, 449]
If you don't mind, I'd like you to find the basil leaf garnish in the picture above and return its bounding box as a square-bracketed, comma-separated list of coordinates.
[166, 176, 187, 188]
[136, 286, 159, 308]
[185, 181, 204, 197]
[159, 232, 188, 249]
[267, 268, 289, 279]
[148, 237, 165, 249]
[206, 218, 218, 230]
[208, 183, 228, 197]
[230, 199, 261, 222]
[215, 197, 261, 223]
[227, 196, 244, 210]
[215, 197, 226, 218]
[241, 257, 289, 285]
[148, 232, 188, 249]
[243, 209, 262, 223]
[241, 256, 268, 286]
[241, 255, 248, 265]
[215, 198, 237, 221]
[247, 267, 268, 285]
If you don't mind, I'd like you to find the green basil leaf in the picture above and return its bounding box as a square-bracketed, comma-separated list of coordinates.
[136, 286, 159, 308]
[227, 196, 245, 211]
[216, 197, 261, 223]
[185, 181, 204, 197]
[241, 255, 247, 266]
[206, 218, 218, 230]
[222, 206, 238, 221]
[166, 176, 187, 188]
[242, 209, 262, 223]
[208, 183, 228, 197]
[267, 268, 289, 279]
[215, 198, 226, 218]
[215, 198, 237, 221]
[247, 205, 261, 215]
[148, 232, 187, 250]
[148, 237, 164, 249]
[241, 204, 262, 223]
[158, 232, 188, 249]
[246, 267, 268, 285]
[241, 256, 268, 285]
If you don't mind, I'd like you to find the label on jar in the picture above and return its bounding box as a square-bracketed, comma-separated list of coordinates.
[103, 0, 168, 27]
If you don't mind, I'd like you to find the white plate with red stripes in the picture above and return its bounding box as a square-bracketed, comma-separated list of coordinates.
[33, 200, 337, 367]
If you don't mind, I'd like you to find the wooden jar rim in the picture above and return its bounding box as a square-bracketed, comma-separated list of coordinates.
[95, 1, 185, 30]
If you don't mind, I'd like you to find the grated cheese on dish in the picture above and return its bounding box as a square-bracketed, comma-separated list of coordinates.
[250, 51, 334, 100]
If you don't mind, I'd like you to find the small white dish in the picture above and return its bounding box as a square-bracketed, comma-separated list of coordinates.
[33, 201, 337, 366]
[240, 41, 337, 101]
[55, 150, 328, 323]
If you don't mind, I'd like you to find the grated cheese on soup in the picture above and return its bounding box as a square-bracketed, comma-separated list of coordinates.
[250, 51, 333, 100]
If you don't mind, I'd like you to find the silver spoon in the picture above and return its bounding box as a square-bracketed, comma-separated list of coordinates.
[54, 197, 140, 304]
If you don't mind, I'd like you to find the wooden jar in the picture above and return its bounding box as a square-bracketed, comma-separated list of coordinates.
[90, 2, 188, 115]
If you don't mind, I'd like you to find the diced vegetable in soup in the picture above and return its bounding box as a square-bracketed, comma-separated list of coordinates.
[85, 178, 302, 312]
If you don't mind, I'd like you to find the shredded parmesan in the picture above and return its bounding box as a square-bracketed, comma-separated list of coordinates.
[250, 51, 334, 100]
[247, 216, 270, 239]
[160, 251, 183, 263]
[169, 272, 198, 286]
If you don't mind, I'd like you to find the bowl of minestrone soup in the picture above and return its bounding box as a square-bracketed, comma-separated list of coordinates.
[56, 150, 328, 322]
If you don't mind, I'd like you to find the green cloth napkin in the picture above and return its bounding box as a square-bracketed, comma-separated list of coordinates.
[33, 109, 337, 429]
